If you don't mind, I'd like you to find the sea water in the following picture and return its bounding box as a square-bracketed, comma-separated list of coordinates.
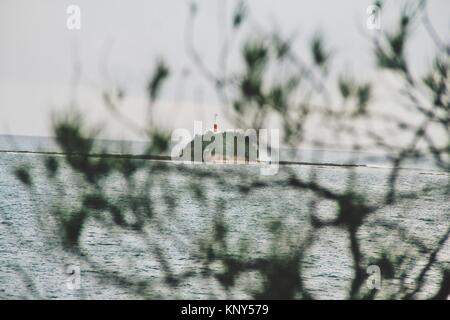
[0, 136, 449, 299]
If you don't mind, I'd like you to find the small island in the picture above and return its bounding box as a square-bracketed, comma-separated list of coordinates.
[180, 130, 259, 163]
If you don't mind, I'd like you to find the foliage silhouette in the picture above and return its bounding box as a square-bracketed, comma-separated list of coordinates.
[7, 0, 450, 300]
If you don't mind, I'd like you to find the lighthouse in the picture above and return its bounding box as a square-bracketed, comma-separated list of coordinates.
[213, 113, 219, 133]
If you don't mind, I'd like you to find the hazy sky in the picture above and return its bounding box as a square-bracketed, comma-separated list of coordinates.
[0, 0, 449, 141]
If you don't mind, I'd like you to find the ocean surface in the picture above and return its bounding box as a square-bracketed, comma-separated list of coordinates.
[0, 135, 449, 299]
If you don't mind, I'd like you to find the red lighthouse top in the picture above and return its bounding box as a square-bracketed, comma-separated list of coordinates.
[213, 114, 218, 133]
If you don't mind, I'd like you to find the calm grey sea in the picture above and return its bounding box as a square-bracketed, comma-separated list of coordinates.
[0, 136, 449, 299]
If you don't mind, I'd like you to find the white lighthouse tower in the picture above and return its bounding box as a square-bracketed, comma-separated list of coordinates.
[213, 113, 219, 133]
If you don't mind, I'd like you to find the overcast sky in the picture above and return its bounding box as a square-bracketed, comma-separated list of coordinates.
[0, 0, 449, 141]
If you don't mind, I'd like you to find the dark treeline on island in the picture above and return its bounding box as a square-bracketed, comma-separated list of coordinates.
[180, 131, 259, 163]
